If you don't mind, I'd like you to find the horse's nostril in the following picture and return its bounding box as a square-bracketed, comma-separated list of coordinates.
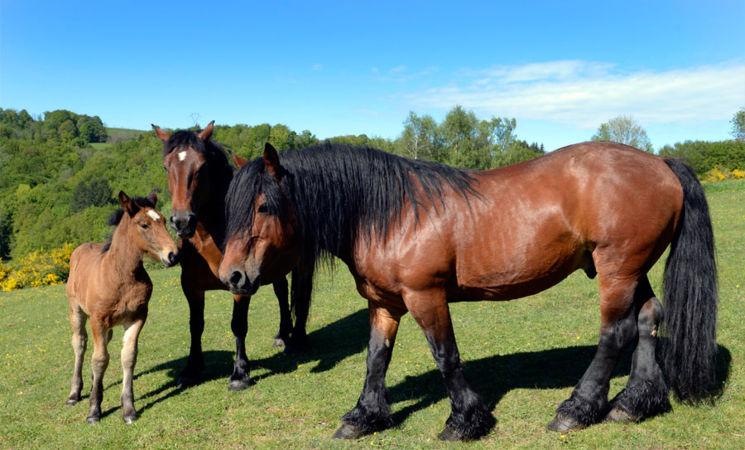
[167, 252, 177, 264]
[229, 270, 244, 287]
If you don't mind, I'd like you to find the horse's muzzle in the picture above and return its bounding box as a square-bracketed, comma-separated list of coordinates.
[223, 268, 258, 296]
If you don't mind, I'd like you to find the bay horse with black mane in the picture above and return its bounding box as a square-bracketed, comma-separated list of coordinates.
[152, 122, 312, 390]
[218, 141, 718, 440]
[66, 191, 178, 423]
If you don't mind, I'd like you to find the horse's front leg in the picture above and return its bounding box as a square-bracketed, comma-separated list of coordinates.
[272, 277, 291, 348]
[179, 283, 205, 387]
[404, 288, 495, 441]
[121, 316, 146, 424]
[87, 320, 110, 424]
[229, 294, 251, 391]
[333, 301, 403, 439]
[66, 304, 87, 405]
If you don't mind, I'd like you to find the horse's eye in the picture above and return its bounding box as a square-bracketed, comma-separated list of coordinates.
[139, 222, 150, 230]
[257, 204, 269, 214]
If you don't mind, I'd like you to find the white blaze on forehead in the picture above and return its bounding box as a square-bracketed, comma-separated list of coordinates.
[178, 151, 187, 162]
[146, 210, 161, 221]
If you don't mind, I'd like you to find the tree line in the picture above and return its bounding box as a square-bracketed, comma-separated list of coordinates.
[1, 106, 743, 262]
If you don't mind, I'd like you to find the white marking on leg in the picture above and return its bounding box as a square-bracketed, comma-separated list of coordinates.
[146, 210, 161, 221]
[178, 151, 187, 161]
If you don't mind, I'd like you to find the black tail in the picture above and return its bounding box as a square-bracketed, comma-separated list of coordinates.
[660, 158, 718, 403]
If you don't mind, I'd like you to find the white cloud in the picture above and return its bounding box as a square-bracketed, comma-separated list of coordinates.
[407, 60, 745, 128]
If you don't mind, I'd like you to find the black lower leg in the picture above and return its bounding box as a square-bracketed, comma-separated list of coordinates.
[428, 335, 495, 441]
[180, 290, 205, 386]
[552, 310, 638, 430]
[287, 266, 313, 352]
[272, 278, 292, 347]
[229, 296, 251, 390]
[609, 296, 670, 421]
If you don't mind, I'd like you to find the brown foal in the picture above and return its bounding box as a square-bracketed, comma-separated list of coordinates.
[65, 191, 178, 424]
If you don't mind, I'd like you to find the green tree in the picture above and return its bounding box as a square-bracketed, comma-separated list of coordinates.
[398, 112, 444, 161]
[731, 108, 745, 141]
[592, 116, 653, 152]
[70, 178, 113, 212]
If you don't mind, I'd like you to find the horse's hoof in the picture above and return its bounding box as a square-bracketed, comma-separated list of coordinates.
[547, 413, 585, 432]
[437, 425, 465, 441]
[65, 397, 80, 406]
[605, 406, 639, 423]
[86, 415, 100, 424]
[332, 423, 367, 439]
[123, 413, 137, 425]
[273, 337, 287, 348]
[228, 377, 253, 391]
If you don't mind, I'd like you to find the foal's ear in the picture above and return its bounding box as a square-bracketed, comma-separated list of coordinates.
[147, 190, 158, 206]
[232, 154, 248, 168]
[197, 120, 215, 141]
[118, 191, 136, 216]
[263, 142, 282, 179]
[151, 124, 171, 142]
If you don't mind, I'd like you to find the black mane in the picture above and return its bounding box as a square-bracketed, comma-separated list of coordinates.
[225, 142, 478, 263]
[102, 196, 156, 253]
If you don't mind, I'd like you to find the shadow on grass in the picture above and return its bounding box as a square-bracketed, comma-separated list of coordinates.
[386, 342, 731, 427]
[119, 308, 369, 417]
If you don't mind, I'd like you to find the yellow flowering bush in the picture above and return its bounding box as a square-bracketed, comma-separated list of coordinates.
[702, 167, 745, 183]
[0, 243, 73, 292]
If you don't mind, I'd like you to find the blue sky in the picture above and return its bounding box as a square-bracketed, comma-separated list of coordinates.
[1, 0, 744, 150]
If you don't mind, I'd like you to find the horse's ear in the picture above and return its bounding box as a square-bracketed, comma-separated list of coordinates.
[198, 120, 215, 141]
[118, 191, 136, 216]
[147, 190, 158, 206]
[263, 142, 282, 179]
[232, 154, 248, 168]
[151, 124, 171, 142]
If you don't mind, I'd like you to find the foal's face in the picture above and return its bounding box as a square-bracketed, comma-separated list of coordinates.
[130, 206, 179, 267]
[163, 147, 210, 238]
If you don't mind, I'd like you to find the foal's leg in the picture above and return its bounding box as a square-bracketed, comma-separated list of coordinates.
[286, 266, 314, 353]
[607, 277, 671, 422]
[179, 286, 205, 386]
[121, 317, 145, 424]
[404, 289, 495, 441]
[333, 301, 403, 439]
[548, 275, 639, 432]
[66, 305, 87, 405]
[229, 294, 251, 391]
[87, 320, 110, 424]
[272, 277, 292, 348]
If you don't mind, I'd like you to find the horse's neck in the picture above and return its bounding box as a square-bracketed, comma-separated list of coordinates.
[187, 222, 224, 275]
[103, 219, 145, 280]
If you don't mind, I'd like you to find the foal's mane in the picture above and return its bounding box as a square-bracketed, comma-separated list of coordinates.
[225, 142, 478, 262]
[102, 196, 156, 253]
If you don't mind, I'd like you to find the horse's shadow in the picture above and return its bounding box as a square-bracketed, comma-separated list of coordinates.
[123, 306, 732, 424]
[122, 308, 370, 417]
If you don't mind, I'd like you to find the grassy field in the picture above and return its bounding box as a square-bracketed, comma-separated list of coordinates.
[1, 180, 744, 449]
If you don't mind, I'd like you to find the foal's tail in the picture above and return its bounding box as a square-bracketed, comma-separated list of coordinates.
[660, 158, 718, 403]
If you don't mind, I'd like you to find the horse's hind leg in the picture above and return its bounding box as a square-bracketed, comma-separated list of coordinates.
[66, 305, 87, 405]
[272, 277, 291, 348]
[120, 318, 145, 424]
[549, 274, 639, 432]
[87, 320, 110, 424]
[403, 288, 495, 441]
[229, 294, 251, 391]
[286, 265, 313, 353]
[607, 276, 671, 422]
[333, 301, 403, 439]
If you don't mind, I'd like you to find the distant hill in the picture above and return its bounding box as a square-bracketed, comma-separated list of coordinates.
[106, 127, 147, 143]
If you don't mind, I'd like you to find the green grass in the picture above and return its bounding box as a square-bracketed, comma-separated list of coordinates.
[1, 181, 744, 448]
